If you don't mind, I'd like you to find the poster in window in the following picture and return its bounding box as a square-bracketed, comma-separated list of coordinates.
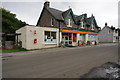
[44, 31, 57, 44]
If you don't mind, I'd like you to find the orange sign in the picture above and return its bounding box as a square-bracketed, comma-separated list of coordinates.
[60, 30, 98, 35]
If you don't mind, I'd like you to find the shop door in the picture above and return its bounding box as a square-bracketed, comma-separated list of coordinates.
[73, 33, 77, 42]
[62, 33, 72, 45]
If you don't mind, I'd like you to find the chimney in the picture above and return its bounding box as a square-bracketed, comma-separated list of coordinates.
[111, 25, 115, 30]
[105, 23, 107, 26]
[84, 13, 87, 18]
[111, 25, 113, 28]
[44, 0, 50, 8]
[91, 14, 94, 17]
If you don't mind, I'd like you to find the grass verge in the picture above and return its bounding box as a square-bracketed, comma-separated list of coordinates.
[0, 48, 27, 53]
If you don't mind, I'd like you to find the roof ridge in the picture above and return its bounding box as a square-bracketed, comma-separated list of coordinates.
[49, 7, 63, 12]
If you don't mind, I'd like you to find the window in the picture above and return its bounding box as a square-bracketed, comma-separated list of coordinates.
[51, 32, 56, 39]
[108, 30, 111, 34]
[91, 24, 94, 30]
[69, 33, 72, 40]
[80, 34, 83, 36]
[51, 18, 54, 26]
[65, 36, 68, 40]
[81, 22, 84, 28]
[115, 30, 118, 33]
[70, 19, 72, 26]
[45, 31, 50, 39]
[44, 31, 57, 44]
[67, 19, 72, 27]
[116, 36, 118, 40]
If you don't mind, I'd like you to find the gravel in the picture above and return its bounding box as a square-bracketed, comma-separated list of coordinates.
[81, 62, 120, 79]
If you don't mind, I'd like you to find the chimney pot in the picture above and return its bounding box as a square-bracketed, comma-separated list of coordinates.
[105, 23, 107, 26]
[44, 1, 50, 8]
[84, 14, 87, 17]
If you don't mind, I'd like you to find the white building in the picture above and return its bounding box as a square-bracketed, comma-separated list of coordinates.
[98, 23, 119, 43]
[16, 25, 59, 50]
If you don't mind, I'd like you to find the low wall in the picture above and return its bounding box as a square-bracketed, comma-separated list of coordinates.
[5, 41, 14, 49]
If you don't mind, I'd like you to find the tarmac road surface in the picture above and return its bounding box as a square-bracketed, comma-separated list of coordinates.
[2, 43, 118, 78]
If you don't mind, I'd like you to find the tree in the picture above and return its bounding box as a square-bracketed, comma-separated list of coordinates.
[1, 8, 28, 33]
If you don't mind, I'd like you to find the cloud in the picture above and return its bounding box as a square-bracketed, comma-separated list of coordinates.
[2, 0, 119, 28]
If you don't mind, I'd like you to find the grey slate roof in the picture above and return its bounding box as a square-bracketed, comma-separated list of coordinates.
[45, 7, 98, 27]
[47, 8, 63, 20]
[75, 15, 83, 22]
[62, 9, 71, 20]
[87, 16, 94, 25]
[107, 26, 118, 31]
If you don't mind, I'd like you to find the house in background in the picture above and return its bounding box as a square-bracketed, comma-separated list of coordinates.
[37, 1, 100, 46]
[16, 1, 101, 50]
[98, 23, 119, 43]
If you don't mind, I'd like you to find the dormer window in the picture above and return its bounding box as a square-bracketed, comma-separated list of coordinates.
[108, 30, 111, 34]
[115, 30, 118, 33]
[91, 24, 94, 30]
[67, 19, 72, 27]
[81, 22, 84, 29]
[51, 18, 54, 26]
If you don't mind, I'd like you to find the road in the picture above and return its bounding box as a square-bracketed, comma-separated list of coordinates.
[2, 43, 118, 78]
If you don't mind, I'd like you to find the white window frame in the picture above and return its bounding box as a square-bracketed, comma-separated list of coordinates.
[67, 19, 72, 27]
[51, 18, 54, 26]
[108, 30, 110, 34]
[81, 22, 84, 29]
[44, 31, 57, 44]
[91, 24, 94, 30]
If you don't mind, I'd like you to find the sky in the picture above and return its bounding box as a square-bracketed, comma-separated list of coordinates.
[1, 0, 120, 28]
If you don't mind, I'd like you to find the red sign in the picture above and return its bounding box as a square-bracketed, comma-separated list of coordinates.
[34, 30, 36, 34]
[34, 39, 37, 44]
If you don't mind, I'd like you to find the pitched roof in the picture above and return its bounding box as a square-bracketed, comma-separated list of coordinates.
[75, 14, 91, 26]
[47, 8, 75, 22]
[62, 9, 71, 20]
[75, 15, 83, 22]
[107, 26, 118, 31]
[87, 15, 100, 28]
[47, 8, 63, 20]
[40, 2, 98, 27]
[87, 16, 94, 25]
[46, 8, 77, 24]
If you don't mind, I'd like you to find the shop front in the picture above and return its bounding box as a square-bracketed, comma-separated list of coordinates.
[61, 33, 77, 46]
[60, 29, 98, 46]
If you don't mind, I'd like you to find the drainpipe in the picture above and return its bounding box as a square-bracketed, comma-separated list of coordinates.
[59, 21, 61, 47]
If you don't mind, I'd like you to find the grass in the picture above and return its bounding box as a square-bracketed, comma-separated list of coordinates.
[0, 48, 27, 53]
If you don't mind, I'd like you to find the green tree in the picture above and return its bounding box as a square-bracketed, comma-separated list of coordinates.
[1, 8, 28, 33]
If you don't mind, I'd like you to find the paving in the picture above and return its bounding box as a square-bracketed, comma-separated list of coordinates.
[2, 43, 119, 78]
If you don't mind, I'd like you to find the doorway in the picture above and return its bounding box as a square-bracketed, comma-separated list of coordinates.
[62, 33, 72, 46]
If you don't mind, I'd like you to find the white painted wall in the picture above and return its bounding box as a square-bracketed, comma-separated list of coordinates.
[113, 30, 119, 42]
[77, 33, 98, 44]
[60, 32, 62, 43]
[16, 26, 59, 50]
[85, 34, 88, 43]
[16, 27, 27, 48]
[98, 26, 119, 43]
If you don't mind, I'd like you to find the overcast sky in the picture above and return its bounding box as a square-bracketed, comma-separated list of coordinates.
[1, 0, 119, 28]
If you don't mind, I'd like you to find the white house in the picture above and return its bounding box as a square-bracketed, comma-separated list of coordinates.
[16, 25, 59, 50]
[98, 23, 119, 43]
